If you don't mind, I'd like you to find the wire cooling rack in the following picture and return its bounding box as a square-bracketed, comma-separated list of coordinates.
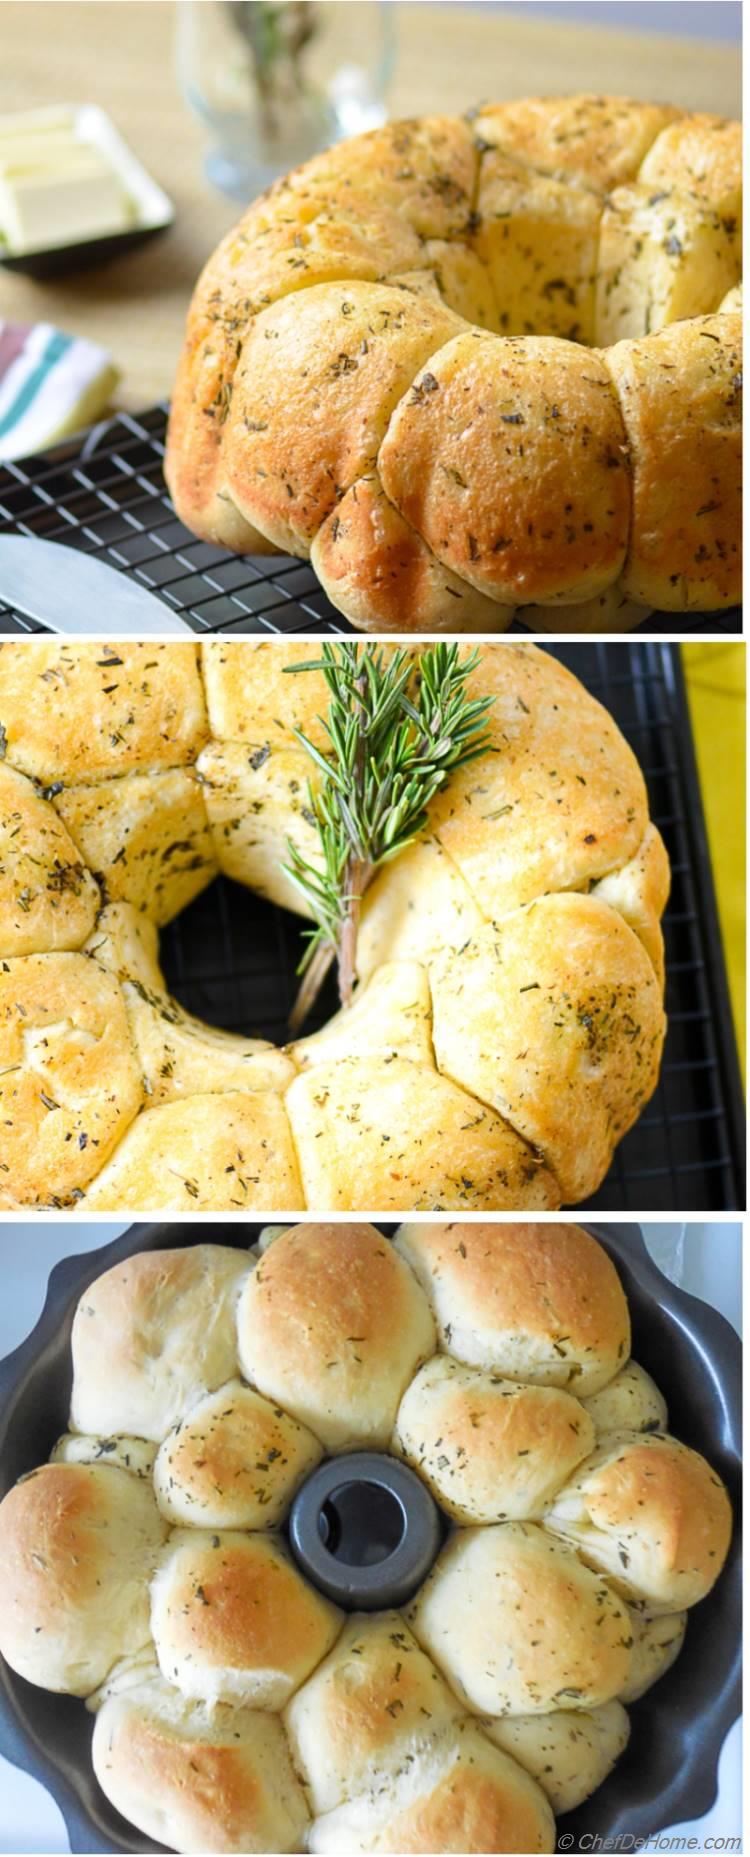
[0, 403, 742, 634]
[157, 641, 745, 1214]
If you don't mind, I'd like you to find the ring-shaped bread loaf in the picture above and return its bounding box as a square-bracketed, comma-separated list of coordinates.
[165, 96, 742, 632]
[0, 636, 669, 1210]
[0, 637, 669, 1211]
[0, 1225, 732, 1854]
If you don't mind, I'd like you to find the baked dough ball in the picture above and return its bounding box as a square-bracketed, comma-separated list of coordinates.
[484, 1699, 630, 1814]
[54, 767, 216, 927]
[291, 961, 434, 1071]
[0, 763, 100, 958]
[427, 642, 649, 919]
[605, 313, 741, 611]
[617, 1605, 687, 1702]
[86, 902, 294, 1105]
[409, 1522, 633, 1715]
[429, 894, 666, 1205]
[309, 1720, 556, 1854]
[581, 1360, 668, 1439]
[0, 951, 143, 1206]
[0, 1463, 166, 1695]
[50, 1433, 157, 1480]
[589, 821, 670, 988]
[153, 1378, 323, 1528]
[220, 283, 463, 556]
[286, 1053, 560, 1213]
[393, 1355, 595, 1523]
[394, 1222, 630, 1396]
[474, 150, 601, 342]
[378, 330, 631, 607]
[285, 1612, 463, 1814]
[69, 1244, 250, 1442]
[0, 641, 208, 785]
[474, 95, 679, 192]
[595, 185, 739, 346]
[82, 1089, 303, 1212]
[236, 1222, 435, 1451]
[311, 471, 512, 634]
[545, 1431, 732, 1610]
[638, 112, 742, 224]
[196, 737, 324, 918]
[150, 1529, 341, 1708]
[92, 1675, 310, 1855]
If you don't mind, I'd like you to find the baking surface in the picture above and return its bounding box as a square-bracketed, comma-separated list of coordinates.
[0, 0, 741, 410]
[0, 1220, 741, 1855]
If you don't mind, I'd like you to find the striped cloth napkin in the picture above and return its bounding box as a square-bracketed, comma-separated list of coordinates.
[0, 318, 119, 461]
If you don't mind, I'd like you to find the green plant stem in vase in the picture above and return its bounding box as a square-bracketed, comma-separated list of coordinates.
[283, 643, 496, 1034]
[225, 1, 321, 146]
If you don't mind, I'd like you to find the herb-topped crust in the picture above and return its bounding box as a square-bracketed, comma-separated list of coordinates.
[165, 96, 742, 631]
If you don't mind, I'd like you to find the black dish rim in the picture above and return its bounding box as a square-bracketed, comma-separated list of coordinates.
[0, 1219, 742, 1855]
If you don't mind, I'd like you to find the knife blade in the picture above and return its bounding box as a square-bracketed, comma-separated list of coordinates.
[0, 535, 194, 635]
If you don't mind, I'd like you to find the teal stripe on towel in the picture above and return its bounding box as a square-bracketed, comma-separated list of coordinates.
[0, 328, 73, 439]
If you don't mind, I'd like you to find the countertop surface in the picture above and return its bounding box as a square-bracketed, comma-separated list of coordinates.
[0, 1220, 742, 1853]
[0, 0, 741, 408]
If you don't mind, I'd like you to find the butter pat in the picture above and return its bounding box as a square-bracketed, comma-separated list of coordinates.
[0, 116, 133, 253]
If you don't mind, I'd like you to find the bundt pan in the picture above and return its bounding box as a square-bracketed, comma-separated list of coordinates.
[165, 95, 742, 635]
[0, 1221, 741, 1855]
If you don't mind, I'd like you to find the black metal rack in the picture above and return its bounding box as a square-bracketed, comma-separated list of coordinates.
[157, 641, 744, 1214]
[0, 403, 742, 634]
[0, 412, 744, 1210]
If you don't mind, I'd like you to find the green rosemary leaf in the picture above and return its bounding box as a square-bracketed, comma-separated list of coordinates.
[281, 643, 496, 1022]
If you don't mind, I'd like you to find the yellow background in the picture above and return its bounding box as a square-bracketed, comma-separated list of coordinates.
[682, 643, 745, 1079]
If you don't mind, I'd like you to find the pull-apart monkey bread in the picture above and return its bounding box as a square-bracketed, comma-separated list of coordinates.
[165, 96, 742, 634]
[0, 1225, 733, 1854]
[0, 637, 668, 1212]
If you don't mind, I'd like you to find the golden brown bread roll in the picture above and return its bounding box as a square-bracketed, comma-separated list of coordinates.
[236, 1222, 436, 1451]
[604, 314, 741, 610]
[408, 1521, 634, 1715]
[165, 97, 741, 630]
[150, 1528, 341, 1708]
[617, 1605, 687, 1702]
[0, 637, 668, 1211]
[544, 1431, 733, 1610]
[82, 1088, 304, 1212]
[483, 1700, 630, 1813]
[581, 1360, 668, 1439]
[54, 767, 216, 926]
[378, 331, 631, 607]
[393, 1355, 596, 1523]
[309, 1721, 556, 1854]
[85, 902, 295, 1105]
[69, 1245, 250, 1441]
[0, 764, 100, 958]
[285, 1611, 463, 1814]
[0, 951, 143, 1205]
[0, 1462, 166, 1694]
[92, 1675, 310, 1854]
[393, 1222, 630, 1395]
[153, 1379, 323, 1528]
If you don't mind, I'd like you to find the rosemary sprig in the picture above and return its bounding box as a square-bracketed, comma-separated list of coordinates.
[282, 642, 495, 1032]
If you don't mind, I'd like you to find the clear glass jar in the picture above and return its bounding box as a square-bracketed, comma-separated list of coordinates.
[177, 1, 396, 200]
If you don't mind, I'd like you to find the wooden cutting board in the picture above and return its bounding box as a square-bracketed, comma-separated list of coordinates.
[0, 0, 740, 409]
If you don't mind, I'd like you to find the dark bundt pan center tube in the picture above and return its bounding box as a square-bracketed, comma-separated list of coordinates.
[288, 1450, 443, 1609]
